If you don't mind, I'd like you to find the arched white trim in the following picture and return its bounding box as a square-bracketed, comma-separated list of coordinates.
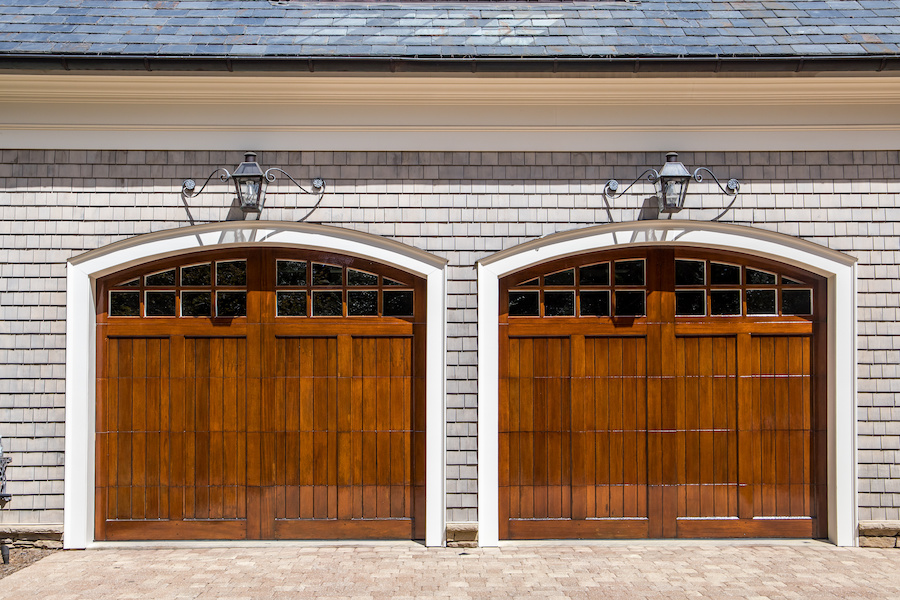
[64, 222, 448, 548]
[477, 220, 857, 547]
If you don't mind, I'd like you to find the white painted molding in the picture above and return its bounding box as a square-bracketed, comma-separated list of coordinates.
[3, 75, 900, 106]
[64, 221, 448, 549]
[2, 75, 900, 151]
[476, 220, 857, 547]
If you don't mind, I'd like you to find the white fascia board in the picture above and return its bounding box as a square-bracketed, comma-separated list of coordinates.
[2, 75, 900, 151]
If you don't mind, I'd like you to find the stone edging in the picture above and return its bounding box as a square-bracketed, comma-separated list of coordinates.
[0, 524, 63, 549]
[858, 521, 900, 548]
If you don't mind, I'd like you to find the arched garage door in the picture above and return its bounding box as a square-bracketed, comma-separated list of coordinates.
[499, 247, 826, 539]
[96, 248, 425, 540]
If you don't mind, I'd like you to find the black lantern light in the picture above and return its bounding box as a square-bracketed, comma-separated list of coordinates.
[230, 152, 267, 213]
[656, 152, 693, 213]
[181, 152, 325, 220]
[602, 152, 740, 221]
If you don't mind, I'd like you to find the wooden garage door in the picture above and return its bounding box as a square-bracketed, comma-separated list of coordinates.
[500, 247, 826, 539]
[96, 248, 425, 540]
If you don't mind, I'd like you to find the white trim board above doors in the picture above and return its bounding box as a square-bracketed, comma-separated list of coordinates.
[3, 75, 900, 150]
[64, 221, 448, 549]
[477, 221, 858, 547]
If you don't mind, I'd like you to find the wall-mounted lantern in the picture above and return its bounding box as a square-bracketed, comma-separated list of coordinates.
[181, 152, 325, 217]
[603, 152, 740, 219]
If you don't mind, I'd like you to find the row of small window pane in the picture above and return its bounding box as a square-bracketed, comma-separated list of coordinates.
[508, 288, 811, 317]
[276, 260, 402, 288]
[277, 290, 413, 317]
[109, 290, 246, 317]
[521, 260, 645, 288]
[136, 260, 303, 288]
[675, 260, 803, 287]
[509, 290, 645, 317]
[673, 288, 812, 316]
[119, 261, 247, 288]
[110, 288, 414, 318]
[675, 290, 812, 316]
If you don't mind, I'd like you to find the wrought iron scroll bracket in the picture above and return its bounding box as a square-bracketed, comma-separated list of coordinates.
[263, 168, 327, 222]
[601, 168, 660, 224]
[692, 167, 741, 221]
[179, 168, 231, 225]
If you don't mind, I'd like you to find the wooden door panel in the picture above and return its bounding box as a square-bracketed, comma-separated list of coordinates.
[750, 335, 815, 521]
[579, 336, 648, 521]
[499, 247, 825, 540]
[501, 337, 573, 530]
[97, 248, 423, 541]
[181, 336, 248, 523]
[99, 337, 172, 524]
[271, 335, 415, 539]
[674, 336, 738, 522]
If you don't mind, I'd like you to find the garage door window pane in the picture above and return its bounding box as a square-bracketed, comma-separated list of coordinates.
[675, 290, 705, 316]
[615, 290, 645, 316]
[313, 291, 343, 316]
[146, 291, 176, 317]
[579, 263, 609, 286]
[312, 263, 343, 286]
[146, 269, 176, 287]
[746, 289, 777, 315]
[110, 291, 140, 316]
[508, 291, 539, 316]
[544, 269, 574, 286]
[217, 261, 247, 286]
[347, 269, 378, 286]
[276, 291, 307, 317]
[181, 263, 211, 286]
[384, 290, 414, 316]
[277, 260, 306, 286]
[675, 260, 705, 286]
[544, 291, 575, 316]
[348, 290, 378, 316]
[217, 291, 247, 317]
[746, 268, 776, 285]
[182, 291, 211, 317]
[580, 290, 610, 316]
[710, 290, 741, 315]
[782, 289, 812, 315]
[710, 263, 740, 285]
[615, 260, 644, 285]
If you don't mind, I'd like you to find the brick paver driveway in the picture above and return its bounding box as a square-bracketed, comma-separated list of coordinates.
[1, 541, 899, 599]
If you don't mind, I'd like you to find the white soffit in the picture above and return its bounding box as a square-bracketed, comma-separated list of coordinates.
[1, 74, 899, 151]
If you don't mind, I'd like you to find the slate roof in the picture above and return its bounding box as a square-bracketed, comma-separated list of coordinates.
[0, 0, 899, 64]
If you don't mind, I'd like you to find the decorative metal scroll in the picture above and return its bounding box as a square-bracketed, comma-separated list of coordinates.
[180, 167, 326, 224]
[602, 167, 741, 223]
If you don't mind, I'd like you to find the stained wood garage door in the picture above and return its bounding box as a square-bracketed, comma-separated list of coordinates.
[96, 248, 425, 540]
[500, 248, 826, 539]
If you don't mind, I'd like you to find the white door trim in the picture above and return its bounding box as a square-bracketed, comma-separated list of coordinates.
[64, 221, 448, 548]
[476, 220, 857, 547]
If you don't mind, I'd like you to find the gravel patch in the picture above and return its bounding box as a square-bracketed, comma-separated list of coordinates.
[0, 546, 58, 580]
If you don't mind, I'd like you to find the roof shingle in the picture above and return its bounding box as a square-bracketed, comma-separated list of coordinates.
[0, 0, 898, 60]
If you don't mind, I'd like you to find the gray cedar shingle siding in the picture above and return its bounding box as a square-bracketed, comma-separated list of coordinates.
[0, 1, 898, 60]
[1, 149, 900, 524]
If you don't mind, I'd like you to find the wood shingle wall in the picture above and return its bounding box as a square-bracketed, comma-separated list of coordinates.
[0, 149, 898, 527]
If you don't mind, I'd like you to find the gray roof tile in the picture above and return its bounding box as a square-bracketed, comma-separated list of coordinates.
[0, 0, 897, 61]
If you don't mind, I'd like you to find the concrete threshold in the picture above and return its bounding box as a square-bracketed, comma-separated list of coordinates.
[499, 538, 835, 548]
[87, 539, 426, 550]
